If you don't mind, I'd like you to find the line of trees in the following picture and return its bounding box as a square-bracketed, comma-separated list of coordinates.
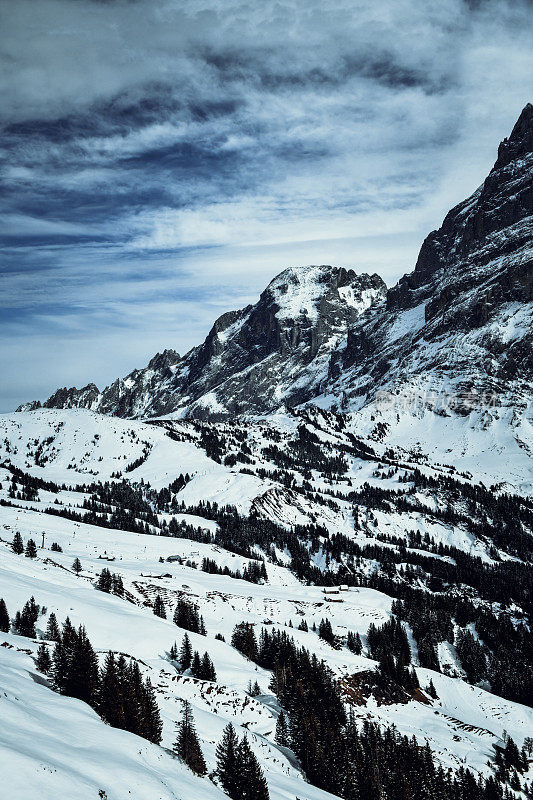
[30, 611, 163, 745]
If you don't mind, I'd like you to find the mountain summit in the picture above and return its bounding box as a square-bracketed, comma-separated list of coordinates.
[20, 266, 386, 419]
[19, 104, 533, 420]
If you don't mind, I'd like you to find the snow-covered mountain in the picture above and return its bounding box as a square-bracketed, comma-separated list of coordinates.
[4, 105, 533, 800]
[333, 102, 533, 413]
[20, 267, 386, 420]
[20, 105, 533, 426]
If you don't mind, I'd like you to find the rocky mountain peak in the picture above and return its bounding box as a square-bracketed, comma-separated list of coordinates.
[16, 106, 532, 421]
[21, 263, 385, 419]
[387, 103, 533, 315]
[495, 102, 533, 170]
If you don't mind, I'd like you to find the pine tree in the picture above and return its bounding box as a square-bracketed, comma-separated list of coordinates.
[318, 617, 335, 645]
[153, 594, 166, 619]
[99, 651, 126, 729]
[12, 532, 24, 555]
[35, 643, 52, 674]
[141, 678, 163, 744]
[25, 538, 37, 558]
[169, 641, 178, 661]
[191, 650, 202, 678]
[0, 598, 9, 632]
[61, 616, 76, 651]
[52, 638, 70, 693]
[123, 660, 144, 736]
[174, 699, 207, 775]
[231, 622, 258, 661]
[275, 710, 289, 746]
[97, 568, 113, 592]
[13, 596, 39, 637]
[216, 723, 241, 799]
[347, 630, 363, 654]
[179, 633, 193, 671]
[64, 625, 100, 707]
[72, 557, 82, 575]
[173, 598, 202, 633]
[200, 652, 216, 681]
[45, 612, 61, 642]
[237, 736, 269, 800]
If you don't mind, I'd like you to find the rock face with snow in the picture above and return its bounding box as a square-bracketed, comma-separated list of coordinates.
[337, 102, 533, 411]
[20, 267, 386, 419]
[19, 104, 533, 420]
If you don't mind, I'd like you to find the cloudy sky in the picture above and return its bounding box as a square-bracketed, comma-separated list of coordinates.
[1, 0, 532, 411]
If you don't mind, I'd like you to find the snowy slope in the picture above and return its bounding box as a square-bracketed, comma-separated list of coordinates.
[1, 501, 532, 796]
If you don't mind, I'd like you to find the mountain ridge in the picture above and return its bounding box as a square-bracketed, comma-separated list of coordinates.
[18, 104, 533, 421]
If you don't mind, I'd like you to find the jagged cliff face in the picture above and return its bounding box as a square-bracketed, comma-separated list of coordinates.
[337, 103, 533, 411]
[22, 266, 385, 419]
[19, 104, 533, 421]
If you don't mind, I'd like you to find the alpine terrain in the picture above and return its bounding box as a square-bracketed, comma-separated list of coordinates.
[2, 105, 533, 800]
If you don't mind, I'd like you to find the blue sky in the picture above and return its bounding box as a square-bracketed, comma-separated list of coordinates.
[1, 0, 532, 411]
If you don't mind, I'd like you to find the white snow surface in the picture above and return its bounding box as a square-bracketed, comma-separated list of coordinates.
[1, 408, 532, 799]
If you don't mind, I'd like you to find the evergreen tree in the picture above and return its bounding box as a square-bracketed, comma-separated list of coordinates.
[179, 633, 193, 671]
[174, 699, 206, 775]
[97, 568, 113, 592]
[72, 557, 82, 575]
[231, 622, 258, 661]
[12, 532, 24, 555]
[52, 638, 70, 694]
[275, 710, 289, 747]
[191, 650, 202, 678]
[45, 612, 61, 642]
[0, 598, 9, 632]
[99, 651, 125, 729]
[25, 538, 37, 558]
[200, 652, 216, 681]
[64, 625, 100, 707]
[61, 616, 76, 651]
[216, 723, 241, 799]
[13, 596, 39, 637]
[237, 736, 269, 800]
[153, 594, 167, 619]
[35, 643, 52, 674]
[123, 660, 144, 736]
[318, 617, 335, 646]
[173, 598, 203, 633]
[141, 678, 163, 744]
[347, 630, 363, 654]
[456, 629, 487, 684]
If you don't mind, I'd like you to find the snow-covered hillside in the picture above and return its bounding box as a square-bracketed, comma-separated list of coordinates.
[1, 407, 532, 799]
[4, 104, 533, 800]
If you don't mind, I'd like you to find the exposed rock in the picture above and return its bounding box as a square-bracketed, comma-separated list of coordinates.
[18, 104, 533, 422]
[21, 266, 385, 419]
